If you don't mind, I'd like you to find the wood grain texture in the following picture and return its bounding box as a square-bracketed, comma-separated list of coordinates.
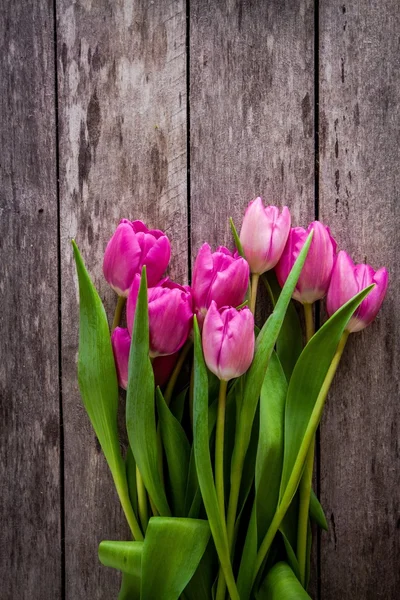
[0, 1, 61, 598]
[57, 0, 187, 597]
[319, 1, 400, 598]
[190, 0, 318, 594]
[190, 0, 315, 255]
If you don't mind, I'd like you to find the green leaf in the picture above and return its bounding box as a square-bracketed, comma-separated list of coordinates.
[280, 530, 300, 581]
[169, 386, 188, 423]
[280, 285, 374, 501]
[98, 540, 143, 576]
[156, 387, 191, 516]
[264, 272, 303, 381]
[256, 562, 312, 599]
[118, 573, 141, 600]
[72, 241, 142, 540]
[126, 268, 170, 516]
[140, 517, 210, 600]
[192, 317, 240, 600]
[125, 447, 138, 519]
[229, 217, 245, 257]
[310, 489, 328, 531]
[234, 231, 313, 492]
[183, 540, 217, 600]
[256, 351, 287, 542]
[237, 506, 258, 600]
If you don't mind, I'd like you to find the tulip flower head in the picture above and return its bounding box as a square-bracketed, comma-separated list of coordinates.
[192, 243, 249, 321]
[239, 197, 291, 274]
[127, 274, 193, 357]
[276, 221, 337, 304]
[326, 250, 388, 333]
[103, 219, 171, 296]
[202, 301, 255, 381]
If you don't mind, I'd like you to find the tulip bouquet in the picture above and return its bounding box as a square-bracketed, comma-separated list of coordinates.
[72, 197, 388, 600]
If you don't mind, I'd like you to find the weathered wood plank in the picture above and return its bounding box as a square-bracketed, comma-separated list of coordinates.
[190, 0, 315, 252]
[319, 2, 400, 598]
[0, 1, 61, 598]
[190, 0, 317, 592]
[57, 0, 187, 597]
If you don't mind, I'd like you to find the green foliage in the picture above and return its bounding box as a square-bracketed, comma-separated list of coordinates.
[72, 241, 141, 540]
[141, 517, 210, 600]
[126, 268, 170, 517]
[256, 562, 312, 599]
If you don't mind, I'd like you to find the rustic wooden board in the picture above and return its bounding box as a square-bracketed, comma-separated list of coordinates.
[319, 1, 400, 598]
[0, 1, 61, 598]
[57, 0, 187, 597]
[189, 0, 317, 593]
[190, 0, 315, 252]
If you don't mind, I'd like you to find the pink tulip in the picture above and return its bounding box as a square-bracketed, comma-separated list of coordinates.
[202, 301, 255, 381]
[127, 275, 193, 357]
[103, 219, 171, 296]
[239, 197, 291, 274]
[111, 327, 131, 389]
[111, 328, 179, 389]
[275, 221, 337, 304]
[192, 244, 249, 320]
[326, 250, 388, 333]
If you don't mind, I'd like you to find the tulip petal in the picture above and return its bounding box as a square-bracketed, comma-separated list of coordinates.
[103, 222, 142, 296]
[111, 327, 131, 389]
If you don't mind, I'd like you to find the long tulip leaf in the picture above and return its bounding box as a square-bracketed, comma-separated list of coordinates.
[237, 506, 258, 600]
[98, 540, 143, 576]
[118, 572, 141, 600]
[140, 517, 210, 600]
[192, 317, 240, 600]
[264, 272, 303, 380]
[156, 387, 191, 516]
[236, 231, 313, 466]
[280, 285, 374, 499]
[126, 268, 170, 516]
[256, 562, 311, 599]
[256, 351, 287, 542]
[309, 489, 328, 531]
[183, 540, 217, 600]
[254, 286, 375, 584]
[72, 241, 142, 540]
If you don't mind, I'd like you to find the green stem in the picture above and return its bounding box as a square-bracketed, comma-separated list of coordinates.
[250, 273, 260, 315]
[215, 380, 228, 520]
[114, 469, 143, 541]
[252, 330, 349, 586]
[297, 436, 315, 585]
[297, 302, 316, 585]
[215, 380, 228, 600]
[112, 295, 126, 332]
[304, 303, 314, 343]
[226, 441, 246, 550]
[164, 339, 193, 405]
[136, 466, 149, 532]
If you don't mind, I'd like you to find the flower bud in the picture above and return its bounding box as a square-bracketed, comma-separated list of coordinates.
[111, 327, 131, 389]
[202, 301, 254, 381]
[326, 250, 388, 333]
[127, 275, 193, 357]
[239, 197, 291, 274]
[192, 244, 249, 319]
[103, 219, 171, 296]
[275, 221, 337, 304]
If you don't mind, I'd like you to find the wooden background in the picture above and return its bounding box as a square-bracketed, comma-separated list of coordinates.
[1, 0, 399, 598]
